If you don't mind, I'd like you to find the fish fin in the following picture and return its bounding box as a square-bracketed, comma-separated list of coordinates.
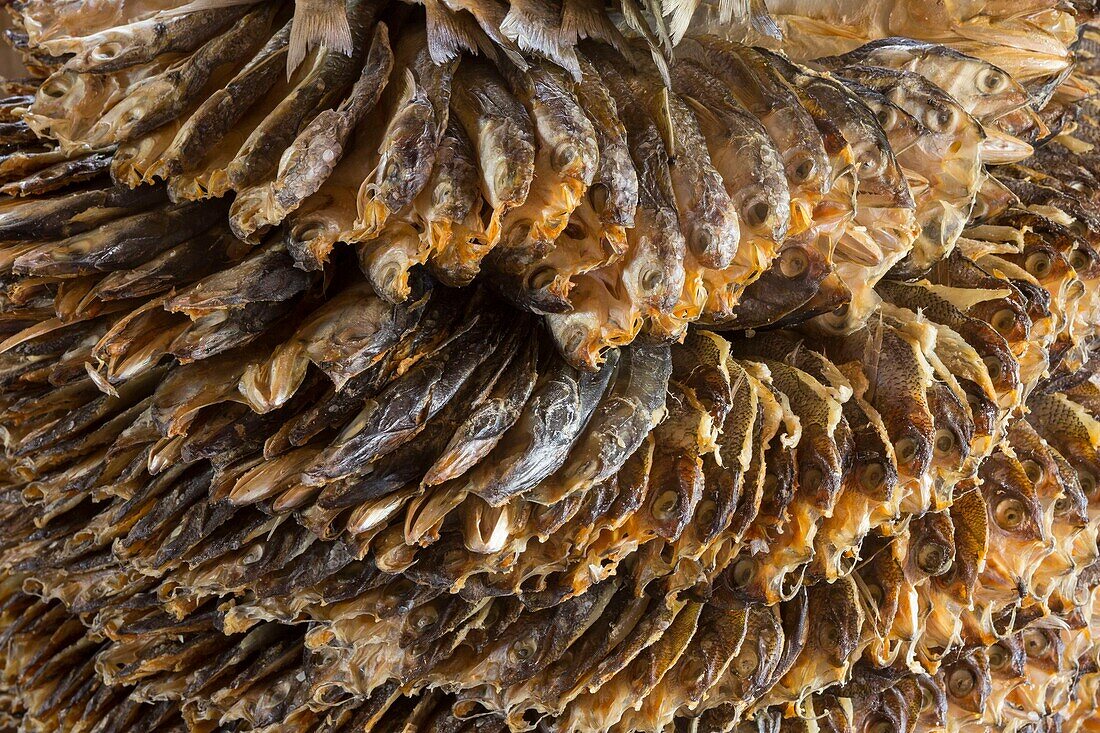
[655, 86, 677, 158]
[450, 0, 529, 69]
[288, 0, 354, 78]
[500, 0, 580, 78]
[748, 0, 782, 39]
[618, 0, 671, 84]
[642, 0, 673, 51]
[561, 0, 630, 56]
[158, 0, 261, 16]
[662, 0, 699, 45]
[396, 67, 419, 110]
[423, 0, 481, 64]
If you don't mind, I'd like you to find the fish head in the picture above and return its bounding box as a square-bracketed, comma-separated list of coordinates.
[980, 454, 1045, 541]
[926, 384, 973, 474]
[967, 294, 1032, 356]
[936, 485, 988, 605]
[621, 211, 686, 316]
[905, 46, 1031, 123]
[986, 633, 1027, 682]
[728, 604, 784, 701]
[851, 683, 916, 733]
[481, 120, 536, 212]
[858, 534, 905, 637]
[906, 510, 956, 582]
[732, 177, 790, 245]
[808, 576, 862, 670]
[938, 649, 991, 716]
[1020, 626, 1064, 676]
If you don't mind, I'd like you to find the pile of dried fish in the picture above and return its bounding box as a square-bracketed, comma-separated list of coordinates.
[12, 0, 1069, 367]
[1, 0, 1100, 732]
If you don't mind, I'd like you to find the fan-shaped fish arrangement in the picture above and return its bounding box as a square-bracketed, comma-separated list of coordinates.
[0, 0, 1099, 731]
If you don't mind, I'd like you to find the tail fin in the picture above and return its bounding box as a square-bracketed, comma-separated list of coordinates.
[288, 0, 353, 77]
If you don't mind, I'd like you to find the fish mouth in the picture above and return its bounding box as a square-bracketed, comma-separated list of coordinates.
[980, 127, 1035, 164]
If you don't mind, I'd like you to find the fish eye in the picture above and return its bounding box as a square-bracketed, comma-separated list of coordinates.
[802, 467, 824, 488]
[383, 161, 400, 183]
[41, 75, 73, 99]
[697, 500, 717, 526]
[563, 221, 587, 240]
[875, 106, 898, 131]
[916, 542, 949, 575]
[652, 490, 679, 521]
[987, 643, 1009, 671]
[1025, 251, 1054, 278]
[680, 656, 707, 682]
[860, 152, 887, 178]
[1081, 472, 1098, 496]
[982, 356, 1003, 380]
[733, 647, 759, 677]
[994, 497, 1027, 530]
[866, 582, 884, 606]
[743, 199, 772, 229]
[241, 543, 264, 564]
[792, 156, 817, 183]
[509, 635, 538, 662]
[91, 42, 123, 62]
[1054, 496, 1070, 514]
[527, 266, 556, 290]
[552, 145, 578, 171]
[691, 228, 717, 257]
[293, 224, 325, 244]
[991, 308, 1016, 335]
[818, 621, 840, 647]
[732, 557, 756, 587]
[1021, 459, 1043, 485]
[867, 718, 894, 733]
[1069, 249, 1091, 271]
[933, 428, 956, 456]
[410, 606, 438, 630]
[507, 220, 532, 248]
[640, 268, 662, 292]
[947, 667, 976, 697]
[376, 263, 403, 293]
[779, 248, 809, 279]
[431, 182, 452, 206]
[1022, 629, 1049, 656]
[924, 105, 957, 133]
[894, 437, 918, 465]
[978, 68, 1007, 94]
[588, 183, 610, 213]
[861, 462, 886, 491]
[561, 326, 587, 355]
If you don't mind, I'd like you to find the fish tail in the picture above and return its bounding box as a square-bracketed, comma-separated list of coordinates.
[662, 0, 699, 44]
[561, 0, 629, 54]
[288, 0, 353, 77]
[423, 0, 480, 64]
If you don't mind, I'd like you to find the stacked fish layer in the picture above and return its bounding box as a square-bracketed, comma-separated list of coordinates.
[0, 1, 1099, 732]
[14, 0, 1071, 368]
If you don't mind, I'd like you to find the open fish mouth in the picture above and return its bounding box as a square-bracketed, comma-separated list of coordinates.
[0, 1, 1099, 732]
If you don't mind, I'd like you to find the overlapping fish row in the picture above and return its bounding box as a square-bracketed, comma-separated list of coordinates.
[0, 270, 1099, 733]
[0, 138, 1100, 730]
[1, 0, 1100, 732]
[10, 0, 1076, 368]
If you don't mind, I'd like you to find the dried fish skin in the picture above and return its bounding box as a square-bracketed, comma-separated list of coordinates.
[450, 58, 536, 248]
